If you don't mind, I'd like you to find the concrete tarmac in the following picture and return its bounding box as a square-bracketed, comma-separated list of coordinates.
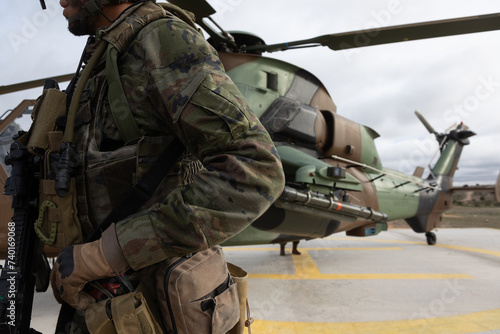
[26, 228, 500, 333]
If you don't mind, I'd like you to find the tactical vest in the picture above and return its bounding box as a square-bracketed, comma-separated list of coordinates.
[72, 2, 203, 237]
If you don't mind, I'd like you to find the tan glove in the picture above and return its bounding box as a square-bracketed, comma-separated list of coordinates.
[50, 224, 130, 310]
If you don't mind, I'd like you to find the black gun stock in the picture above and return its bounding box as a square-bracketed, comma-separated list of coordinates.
[1, 133, 51, 334]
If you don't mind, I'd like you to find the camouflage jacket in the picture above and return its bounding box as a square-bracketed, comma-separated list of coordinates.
[72, 2, 284, 270]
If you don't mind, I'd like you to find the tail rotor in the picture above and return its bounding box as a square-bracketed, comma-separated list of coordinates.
[415, 110, 475, 148]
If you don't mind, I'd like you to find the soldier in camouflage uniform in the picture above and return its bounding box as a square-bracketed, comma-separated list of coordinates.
[50, 0, 285, 327]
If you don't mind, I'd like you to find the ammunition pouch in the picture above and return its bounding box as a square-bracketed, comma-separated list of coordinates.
[85, 291, 162, 334]
[22, 88, 66, 156]
[36, 174, 83, 249]
[24, 88, 83, 249]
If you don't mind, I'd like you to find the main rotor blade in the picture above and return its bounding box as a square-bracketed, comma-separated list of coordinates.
[0, 74, 74, 95]
[415, 110, 437, 135]
[246, 12, 500, 53]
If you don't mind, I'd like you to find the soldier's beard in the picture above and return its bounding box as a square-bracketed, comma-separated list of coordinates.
[68, 18, 94, 36]
[67, 0, 99, 36]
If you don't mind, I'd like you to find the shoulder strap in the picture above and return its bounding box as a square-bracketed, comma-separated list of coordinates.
[64, 41, 108, 144]
[102, 2, 199, 145]
[105, 43, 142, 145]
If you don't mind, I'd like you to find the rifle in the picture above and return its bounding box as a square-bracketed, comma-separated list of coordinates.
[0, 133, 51, 333]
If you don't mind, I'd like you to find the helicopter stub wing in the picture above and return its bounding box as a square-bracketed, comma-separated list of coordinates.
[246, 12, 500, 53]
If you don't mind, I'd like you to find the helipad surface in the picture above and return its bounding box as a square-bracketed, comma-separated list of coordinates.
[30, 228, 500, 333]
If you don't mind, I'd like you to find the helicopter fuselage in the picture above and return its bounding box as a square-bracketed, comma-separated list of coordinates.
[217, 52, 464, 246]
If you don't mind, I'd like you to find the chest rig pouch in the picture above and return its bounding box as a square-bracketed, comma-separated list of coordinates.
[18, 83, 83, 249]
[26, 31, 117, 249]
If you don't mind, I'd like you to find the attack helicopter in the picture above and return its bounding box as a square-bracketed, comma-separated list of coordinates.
[1, 0, 500, 264]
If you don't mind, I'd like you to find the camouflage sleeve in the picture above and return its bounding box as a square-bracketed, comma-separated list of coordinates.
[114, 18, 285, 270]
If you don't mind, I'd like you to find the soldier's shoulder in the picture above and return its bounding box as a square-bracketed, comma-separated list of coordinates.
[135, 15, 202, 43]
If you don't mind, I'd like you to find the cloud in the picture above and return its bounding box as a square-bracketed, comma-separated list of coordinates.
[1, 0, 499, 185]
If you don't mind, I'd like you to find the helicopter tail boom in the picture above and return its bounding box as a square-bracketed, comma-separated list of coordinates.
[404, 112, 476, 236]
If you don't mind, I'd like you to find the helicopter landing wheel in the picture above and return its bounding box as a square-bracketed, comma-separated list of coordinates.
[425, 231, 437, 245]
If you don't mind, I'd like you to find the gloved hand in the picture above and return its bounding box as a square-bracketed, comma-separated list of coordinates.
[50, 224, 130, 310]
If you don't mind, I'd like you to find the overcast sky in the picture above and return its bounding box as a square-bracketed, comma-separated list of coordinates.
[1, 0, 500, 186]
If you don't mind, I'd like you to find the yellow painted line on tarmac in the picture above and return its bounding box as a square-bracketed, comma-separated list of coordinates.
[327, 237, 427, 245]
[434, 244, 500, 258]
[225, 247, 402, 251]
[327, 237, 500, 258]
[228, 237, 500, 334]
[227, 237, 497, 331]
[318, 247, 402, 251]
[249, 272, 473, 280]
[248, 250, 473, 280]
[225, 247, 284, 251]
[250, 308, 500, 334]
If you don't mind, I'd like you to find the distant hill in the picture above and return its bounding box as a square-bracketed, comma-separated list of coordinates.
[452, 185, 498, 207]
[389, 184, 499, 229]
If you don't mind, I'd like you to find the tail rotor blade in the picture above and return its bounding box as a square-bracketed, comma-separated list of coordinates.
[415, 110, 438, 135]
